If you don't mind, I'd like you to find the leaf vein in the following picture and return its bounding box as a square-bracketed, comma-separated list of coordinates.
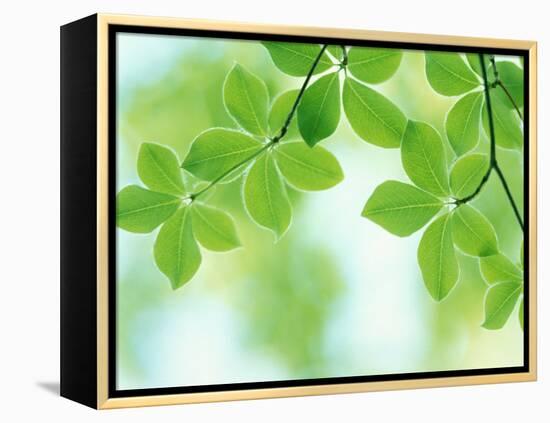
[350, 52, 395, 66]
[412, 123, 447, 195]
[236, 69, 264, 135]
[145, 146, 182, 194]
[432, 57, 479, 88]
[486, 284, 522, 324]
[117, 199, 180, 218]
[310, 73, 338, 138]
[276, 149, 337, 178]
[348, 81, 400, 137]
[194, 206, 234, 245]
[184, 145, 260, 167]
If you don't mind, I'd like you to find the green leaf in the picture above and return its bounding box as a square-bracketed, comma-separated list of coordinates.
[452, 205, 499, 256]
[137, 142, 186, 196]
[116, 185, 181, 233]
[297, 72, 341, 146]
[425, 52, 480, 96]
[495, 61, 524, 108]
[466, 53, 490, 77]
[223, 64, 269, 136]
[519, 298, 524, 330]
[343, 78, 406, 148]
[274, 142, 343, 191]
[182, 128, 263, 181]
[327, 45, 344, 62]
[418, 213, 459, 301]
[262, 42, 333, 76]
[244, 153, 291, 240]
[479, 253, 523, 285]
[269, 90, 299, 138]
[191, 203, 241, 252]
[445, 91, 484, 156]
[401, 120, 450, 197]
[154, 207, 201, 289]
[347, 47, 403, 84]
[362, 180, 443, 237]
[449, 153, 489, 198]
[482, 281, 522, 329]
[482, 92, 523, 149]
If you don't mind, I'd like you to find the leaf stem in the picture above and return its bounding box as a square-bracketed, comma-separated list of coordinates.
[494, 163, 524, 230]
[271, 44, 329, 144]
[454, 165, 492, 206]
[341, 45, 348, 66]
[496, 81, 523, 121]
[489, 55, 523, 121]
[455, 53, 524, 230]
[191, 144, 270, 200]
[484, 57, 498, 167]
[190, 44, 329, 201]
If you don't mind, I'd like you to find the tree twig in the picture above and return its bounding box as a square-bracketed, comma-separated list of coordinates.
[271, 44, 329, 143]
[489, 55, 523, 121]
[454, 165, 492, 205]
[496, 81, 523, 121]
[456, 53, 524, 230]
[494, 164, 524, 230]
[191, 44, 329, 200]
[191, 144, 270, 200]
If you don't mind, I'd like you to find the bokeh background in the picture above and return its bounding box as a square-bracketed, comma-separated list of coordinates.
[115, 32, 524, 390]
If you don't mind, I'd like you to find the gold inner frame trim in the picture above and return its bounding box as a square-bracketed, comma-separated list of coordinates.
[96, 13, 537, 409]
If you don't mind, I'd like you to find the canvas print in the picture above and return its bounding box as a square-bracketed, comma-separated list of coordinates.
[114, 32, 526, 391]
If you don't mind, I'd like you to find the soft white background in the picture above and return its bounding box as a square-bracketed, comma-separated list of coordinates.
[0, 0, 547, 420]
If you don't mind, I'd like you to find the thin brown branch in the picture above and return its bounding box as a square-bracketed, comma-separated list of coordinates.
[455, 53, 524, 230]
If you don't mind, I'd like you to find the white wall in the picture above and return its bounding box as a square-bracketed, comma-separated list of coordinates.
[1, 0, 546, 421]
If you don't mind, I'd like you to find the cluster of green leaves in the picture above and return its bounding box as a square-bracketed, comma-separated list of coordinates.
[427, 52, 524, 154]
[116, 43, 525, 331]
[480, 248, 524, 329]
[116, 143, 241, 289]
[263, 42, 405, 148]
[182, 62, 344, 241]
[117, 51, 346, 289]
[363, 51, 524, 330]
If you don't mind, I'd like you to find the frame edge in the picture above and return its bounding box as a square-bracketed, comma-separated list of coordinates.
[61, 13, 99, 409]
[95, 13, 538, 409]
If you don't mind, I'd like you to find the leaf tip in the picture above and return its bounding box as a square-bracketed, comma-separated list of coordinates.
[270, 227, 283, 243]
[304, 138, 319, 148]
[430, 290, 449, 303]
[168, 272, 190, 290]
[481, 321, 499, 330]
[360, 204, 371, 219]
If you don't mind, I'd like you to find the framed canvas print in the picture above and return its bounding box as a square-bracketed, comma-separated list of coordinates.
[60, 14, 537, 409]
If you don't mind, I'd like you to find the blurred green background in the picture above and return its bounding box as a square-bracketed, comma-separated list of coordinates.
[116, 33, 524, 390]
